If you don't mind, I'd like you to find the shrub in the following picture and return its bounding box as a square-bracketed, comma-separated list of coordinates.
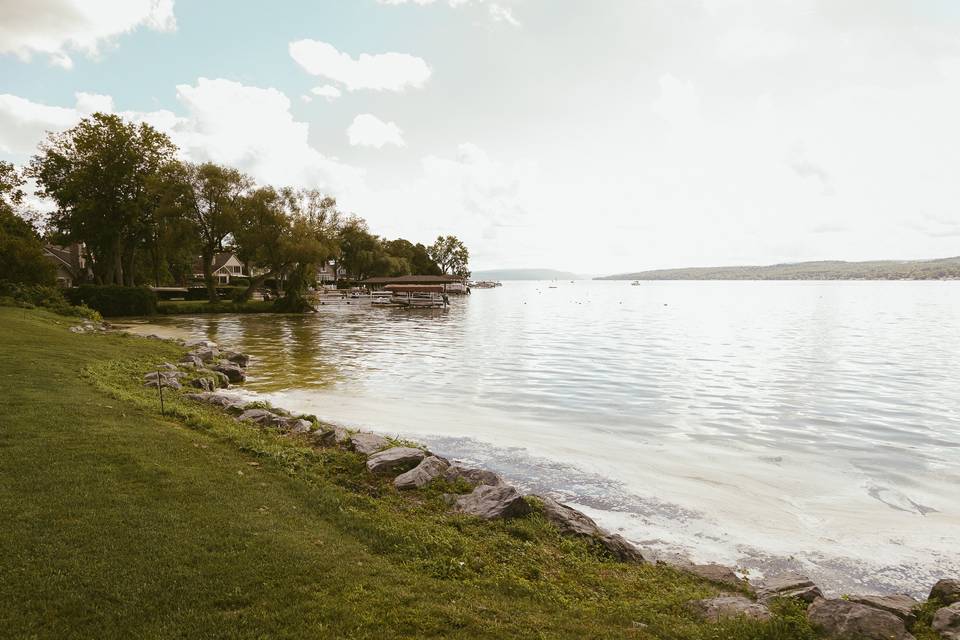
[0, 281, 101, 321]
[66, 285, 157, 317]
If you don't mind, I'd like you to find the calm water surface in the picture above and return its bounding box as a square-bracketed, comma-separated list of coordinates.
[133, 281, 960, 595]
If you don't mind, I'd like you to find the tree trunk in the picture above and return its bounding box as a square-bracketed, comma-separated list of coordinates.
[202, 249, 218, 303]
[113, 245, 124, 286]
[238, 271, 271, 302]
[124, 246, 137, 287]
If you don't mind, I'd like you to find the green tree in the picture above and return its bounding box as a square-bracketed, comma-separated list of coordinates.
[337, 217, 381, 281]
[28, 113, 176, 285]
[159, 162, 251, 302]
[428, 235, 470, 278]
[0, 162, 55, 286]
[274, 189, 341, 311]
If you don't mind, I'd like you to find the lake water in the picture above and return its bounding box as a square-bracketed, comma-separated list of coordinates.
[130, 281, 960, 596]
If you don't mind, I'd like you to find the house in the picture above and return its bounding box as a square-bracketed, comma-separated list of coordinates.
[317, 259, 348, 283]
[43, 243, 89, 287]
[192, 252, 248, 285]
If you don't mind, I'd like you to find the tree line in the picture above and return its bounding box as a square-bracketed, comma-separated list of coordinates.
[1, 112, 470, 309]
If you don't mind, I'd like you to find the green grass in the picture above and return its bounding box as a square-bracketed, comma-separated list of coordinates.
[157, 300, 276, 314]
[0, 307, 821, 639]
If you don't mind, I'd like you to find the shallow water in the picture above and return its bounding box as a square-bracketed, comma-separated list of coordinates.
[130, 281, 960, 596]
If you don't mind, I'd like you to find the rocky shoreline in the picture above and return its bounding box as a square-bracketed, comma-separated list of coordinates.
[126, 327, 959, 640]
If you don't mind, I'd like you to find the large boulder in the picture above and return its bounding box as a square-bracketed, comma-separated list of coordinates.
[807, 598, 915, 640]
[144, 378, 181, 390]
[190, 347, 219, 363]
[366, 447, 427, 474]
[212, 361, 245, 383]
[394, 456, 450, 490]
[144, 370, 187, 382]
[537, 495, 602, 538]
[755, 573, 823, 604]
[190, 377, 215, 392]
[933, 603, 960, 640]
[349, 432, 390, 455]
[183, 392, 239, 410]
[443, 463, 505, 487]
[683, 563, 748, 590]
[932, 580, 960, 606]
[179, 354, 203, 368]
[599, 533, 649, 564]
[238, 409, 285, 428]
[691, 596, 772, 623]
[848, 594, 919, 625]
[223, 351, 250, 367]
[454, 485, 531, 520]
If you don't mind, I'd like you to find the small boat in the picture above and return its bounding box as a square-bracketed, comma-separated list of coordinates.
[631, 280, 641, 286]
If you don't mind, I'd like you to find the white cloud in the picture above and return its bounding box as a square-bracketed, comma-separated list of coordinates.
[347, 114, 406, 149]
[488, 4, 520, 27]
[0, 0, 176, 69]
[310, 85, 343, 101]
[0, 78, 363, 195]
[289, 40, 431, 92]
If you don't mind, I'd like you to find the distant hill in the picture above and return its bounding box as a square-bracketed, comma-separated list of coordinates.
[472, 268, 581, 281]
[598, 257, 960, 281]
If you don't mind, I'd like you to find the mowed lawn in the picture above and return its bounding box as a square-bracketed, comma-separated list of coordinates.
[0, 307, 818, 639]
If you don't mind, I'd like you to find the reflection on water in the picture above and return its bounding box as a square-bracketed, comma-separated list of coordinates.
[134, 281, 960, 596]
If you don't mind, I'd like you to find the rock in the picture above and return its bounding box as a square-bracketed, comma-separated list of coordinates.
[932, 580, 960, 606]
[933, 603, 960, 640]
[159, 363, 179, 371]
[280, 417, 312, 435]
[807, 598, 915, 640]
[190, 377, 215, 392]
[755, 573, 823, 604]
[394, 456, 450, 490]
[848, 594, 919, 625]
[443, 463, 505, 487]
[186, 339, 218, 349]
[683, 563, 748, 590]
[180, 355, 203, 368]
[211, 361, 245, 383]
[144, 378, 181, 390]
[223, 351, 250, 367]
[599, 533, 650, 564]
[190, 347, 219, 363]
[454, 484, 531, 520]
[238, 409, 285, 428]
[349, 432, 390, 455]
[308, 428, 338, 447]
[184, 392, 241, 411]
[366, 447, 427, 474]
[691, 596, 772, 623]
[144, 371, 187, 382]
[537, 495, 603, 538]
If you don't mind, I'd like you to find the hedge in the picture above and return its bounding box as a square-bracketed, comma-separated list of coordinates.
[66, 285, 157, 317]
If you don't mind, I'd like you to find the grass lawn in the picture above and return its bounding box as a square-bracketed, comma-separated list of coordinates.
[0, 307, 820, 639]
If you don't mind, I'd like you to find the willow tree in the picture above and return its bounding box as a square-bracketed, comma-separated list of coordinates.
[28, 113, 176, 285]
[428, 235, 470, 278]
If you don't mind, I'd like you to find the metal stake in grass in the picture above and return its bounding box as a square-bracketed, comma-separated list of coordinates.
[157, 368, 165, 416]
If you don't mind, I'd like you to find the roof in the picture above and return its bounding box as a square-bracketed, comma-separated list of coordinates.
[194, 252, 240, 274]
[43, 245, 79, 275]
[384, 284, 446, 293]
[363, 275, 462, 285]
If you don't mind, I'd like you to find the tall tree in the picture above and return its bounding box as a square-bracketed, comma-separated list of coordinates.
[0, 162, 55, 285]
[28, 113, 176, 285]
[428, 235, 470, 278]
[160, 162, 251, 302]
[274, 189, 341, 310]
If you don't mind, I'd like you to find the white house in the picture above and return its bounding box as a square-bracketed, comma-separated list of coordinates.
[193, 253, 247, 284]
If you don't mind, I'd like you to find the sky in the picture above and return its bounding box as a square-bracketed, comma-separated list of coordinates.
[1, 0, 960, 274]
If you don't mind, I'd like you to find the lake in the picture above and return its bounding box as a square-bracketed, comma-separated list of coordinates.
[130, 281, 960, 596]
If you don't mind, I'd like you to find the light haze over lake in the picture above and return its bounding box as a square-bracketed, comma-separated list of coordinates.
[134, 281, 960, 596]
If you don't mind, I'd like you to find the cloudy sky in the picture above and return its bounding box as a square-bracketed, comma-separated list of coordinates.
[2, 0, 960, 274]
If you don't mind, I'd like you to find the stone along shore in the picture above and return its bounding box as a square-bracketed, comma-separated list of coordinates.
[126, 326, 960, 640]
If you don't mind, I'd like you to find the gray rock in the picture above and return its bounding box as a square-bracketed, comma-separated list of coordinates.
[144, 378, 181, 390]
[537, 495, 603, 538]
[394, 456, 450, 490]
[183, 392, 241, 411]
[212, 361, 245, 383]
[185, 339, 218, 349]
[932, 580, 960, 606]
[180, 355, 203, 368]
[238, 409, 285, 428]
[366, 447, 427, 474]
[190, 377, 215, 392]
[443, 463, 505, 487]
[807, 598, 915, 640]
[683, 563, 748, 590]
[349, 432, 390, 456]
[159, 363, 179, 371]
[599, 533, 650, 564]
[849, 594, 919, 625]
[755, 573, 823, 604]
[308, 428, 338, 447]
[223, 351, 250, 367]
[933, 603, 960, 640]
[454, 484, 531, 520]
[143, 370, 187, 382]
[691, 596, 772, 623]
[280, 417, 312, 435]
[190, 347, 219, 363]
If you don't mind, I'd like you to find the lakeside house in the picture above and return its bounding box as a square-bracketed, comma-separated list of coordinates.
[43, 243, 90, 287]
[362, 275, 468, 293]
[317, 259, 348, 284]
[192, 252, 247, 285]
